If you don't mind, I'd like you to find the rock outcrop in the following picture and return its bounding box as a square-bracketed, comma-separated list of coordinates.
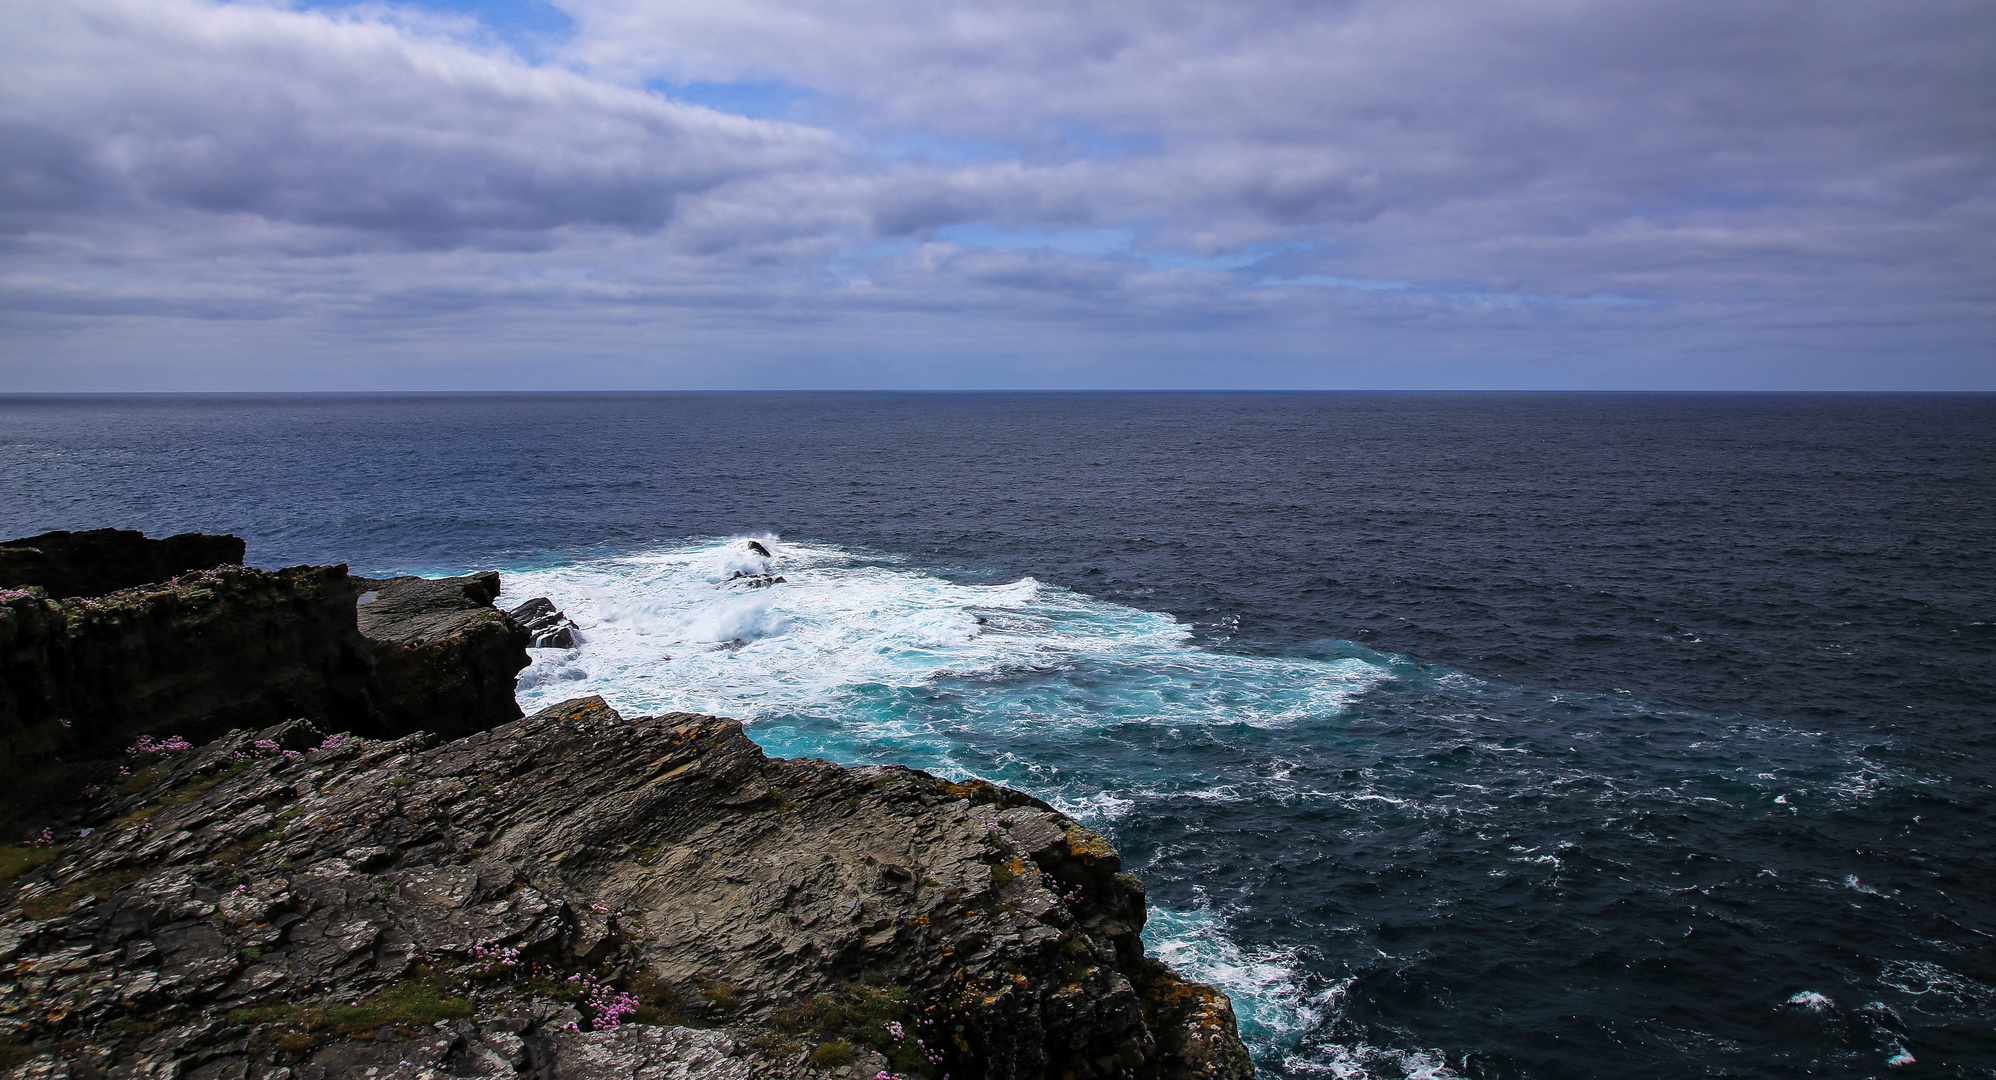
[0, 529, 245, 601]
[0, 563, 375, 793]
[0, 698, 1254, 1080]
[356, 574, 531, 738]
[509, 599, 579, 650]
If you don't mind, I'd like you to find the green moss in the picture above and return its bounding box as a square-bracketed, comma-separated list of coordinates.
[217, 826, 286, 863]
[159, 770, 234, 807]
[0, 845, 61, 888]
[626, 971, 691, 1025]
[808, 1040, 855, 1067]
[119, 765, 164, 795]
[232, 967, 472, 1042]
[0, 1040, 37, 1072]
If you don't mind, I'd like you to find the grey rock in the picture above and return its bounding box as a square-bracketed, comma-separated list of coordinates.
[0, 700, 1252, 1080]
[354, 574, 531, 737]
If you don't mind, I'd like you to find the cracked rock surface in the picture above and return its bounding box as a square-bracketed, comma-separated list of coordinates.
[1, 698, 1253, 1080]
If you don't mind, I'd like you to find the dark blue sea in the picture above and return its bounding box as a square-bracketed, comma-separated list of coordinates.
[4, 392, 1993, 1079]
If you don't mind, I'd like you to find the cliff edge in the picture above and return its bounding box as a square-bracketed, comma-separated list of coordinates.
[0, 532, 1256, 1079]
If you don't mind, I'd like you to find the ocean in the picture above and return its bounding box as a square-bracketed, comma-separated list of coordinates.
[3, 391, 1992, 1078]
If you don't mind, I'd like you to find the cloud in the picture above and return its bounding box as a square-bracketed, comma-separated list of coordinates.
[0, 0, 842, 247]
[0, 0, 1991, 388]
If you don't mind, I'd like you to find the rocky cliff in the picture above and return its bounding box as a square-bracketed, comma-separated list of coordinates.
[0, 533, 529, 839]
[0, 533, 1256, 1080]
[0, 530, 246, 602]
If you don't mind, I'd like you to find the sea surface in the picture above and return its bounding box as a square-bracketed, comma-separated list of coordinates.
[3, 392, 1993, 1079]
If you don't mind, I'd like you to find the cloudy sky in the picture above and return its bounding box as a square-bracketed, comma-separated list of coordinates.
[2, 0, 1991, 389]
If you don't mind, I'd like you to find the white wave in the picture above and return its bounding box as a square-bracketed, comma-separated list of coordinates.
[1287, 1043, 1462, 1080]
[500, 536, 1386, 731]
[1143, 904, 1467, 1080]
[1142, 906, 1328, 1044]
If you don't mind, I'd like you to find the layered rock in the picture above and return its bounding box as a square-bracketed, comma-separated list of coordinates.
[0, 698, 1254, 1080]
[0, 563, 374, 782]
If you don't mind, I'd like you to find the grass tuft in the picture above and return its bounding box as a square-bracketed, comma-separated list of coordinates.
[233, 967, 472, 1046]
[0, 846, 61, 888]
[809, 1040, 855, 1067]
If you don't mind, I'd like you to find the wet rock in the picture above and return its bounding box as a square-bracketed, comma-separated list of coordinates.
[723, 573, 785, 590]
[507, 598, 579, 650]
[0, 700, 1253, 1080]
[0, 529, 245, 601]
[744, 542, 771, 559]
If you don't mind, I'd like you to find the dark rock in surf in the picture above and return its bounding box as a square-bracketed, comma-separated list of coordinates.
[507, 597, 580, 649]
[746, 541, 771, 558]
[726, 571, 785, 589]
[0, 528, 244, 600]
[0, 697, 1254, 1080]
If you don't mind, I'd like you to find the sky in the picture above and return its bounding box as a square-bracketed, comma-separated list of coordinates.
[1, 0, 1991, 390]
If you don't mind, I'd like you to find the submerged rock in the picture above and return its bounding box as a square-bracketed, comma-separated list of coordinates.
[509, 597, 581, 649]
[0, 698, 1254, 1080]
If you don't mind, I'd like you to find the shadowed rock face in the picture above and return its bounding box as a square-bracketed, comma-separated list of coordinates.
[0, 698, 1254, 1080]
[0, 563, 375, 779]
[1, 538, 530, 837]
[0, 529, 245, 601]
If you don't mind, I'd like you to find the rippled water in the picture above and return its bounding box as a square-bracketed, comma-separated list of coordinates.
[3, 392, 1992, 1078]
